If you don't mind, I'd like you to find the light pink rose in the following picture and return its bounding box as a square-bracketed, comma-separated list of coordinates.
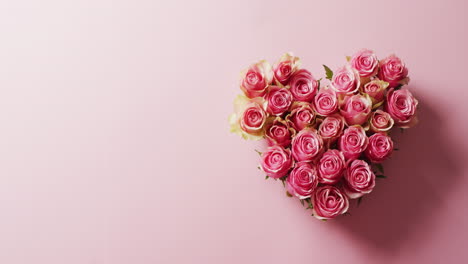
[378, 54, 409, 88]
[260, 145, 294, 179]
[350, 49, 379, 77]
[317, 149, 346, 184]
[314, 87, 338, 116]
[331, 65, 360, 94]
[239, 101, 267, 136]
[365, 133, 394, 163]
[318, 115, 345, 142]
[385, 88, 418, 128]
[240, 60, 274, 98]
[266, 86, 293, 116]
[340, 94, 372, 125]
[289, 69, 318, 102]
[312, 186, 349, 220]
[369, 110, 394, 133]
[291, 128, 323, 162]
[339, 125, 368, 160]
[286, 162, 319, 199]
[273, 53, 300, 85]
[286, 102, 315, 131]
[344, 159, 376, 199]
[265, 118, 294, 147]
[362, 80, 389, 106]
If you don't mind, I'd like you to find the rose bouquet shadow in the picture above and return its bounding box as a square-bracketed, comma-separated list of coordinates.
[330, 91, 462, 254]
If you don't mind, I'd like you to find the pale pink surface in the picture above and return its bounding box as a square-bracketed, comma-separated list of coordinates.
[0, 0, 467, 263]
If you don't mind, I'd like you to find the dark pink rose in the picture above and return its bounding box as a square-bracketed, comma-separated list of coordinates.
[331, 65, 360, 94]
[318, 115, 345, 142]
[314, 87, 338, 116]
[369, 110, 394, 133]
[291, 128, 323, 162]
[344, 159, 376, 199]
[340, 94, 372, 125]
[350, 49, 379, 77]
[318, 149, 346, 184]
[312, 186, 349, 220]
[260, 145, 294, 179]
[339, 125, 368, 160]
[378, 54, 409, 88]
[273, 53, 300, 85]
[289, 69, 318, 102]
[240, 60, 274, 98]
[385, 88, 418, 128]
[266, 86, 293, 116]
[286, 102, 316, 131]
[265, 118, 294, 147]
[286, 162, 319, 199]
[365, 133, 394, 163]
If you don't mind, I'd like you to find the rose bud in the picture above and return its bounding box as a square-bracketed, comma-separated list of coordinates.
[339, 125, 368, 160]
[362, 80, 389, 107]
[286, 102, 316, 131]
[385, 88, 419, 128]
[378, 54, 409, 88]
[286, 162, 319, 199]
[273, 53, 300, 85]
[365, 133, 394, 163]
[240, 60, 274, 98]
[350, 49, 379, 78]
[369, 110, 394, 133]
[312, 186, 349, 220]
[266, 86, 293, 116]
[314, 86, 338, 116]
[331, 64, 360, 94]
[343, 159, 376, 199]
[289, 69, 319, 102]
[318, 115, 345, 142]
[229, 95, 267, 140]
[264, 117, 295, 147]
[291, 128, 324, 162]
[317, 149, 346, 184]
[340, 94, 372, 126]
[260, 145, 294, 179]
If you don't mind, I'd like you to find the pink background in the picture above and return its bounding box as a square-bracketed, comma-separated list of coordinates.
[0, 0, 467, 263]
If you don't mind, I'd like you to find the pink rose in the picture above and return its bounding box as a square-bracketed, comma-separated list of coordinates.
[239, 101, 267, 136]
[339, 125, 368, 160]
[289, 69, 318, 102]
[344, 159, 376, 199]
[273, 53, 300, 85]
[318, 115, 345, 142]
[350, 49, 379, 77]
[385, 88, 418, 128]
[362, 80, 389, 106]
[314, 87, 338, 116]
[365, 133, 394, 163]
[340, 94, 372, 125]
[240, 60, 274, 98]
[265, 118, 294, 147]
[378, 54, 409, 88]
[286, 102, 315, 131]
[317, 149, 346, 184]
[266, 86, 293, 116]
[312, 186, 349, 220]
[331, 65, 360, 94]
[291, 128, 323, 162]
[369, 110, 394, 133]
[286, 162, 319, 199]
[260, 145, 294, 179]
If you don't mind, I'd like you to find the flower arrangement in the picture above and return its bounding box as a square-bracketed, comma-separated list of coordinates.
[229, 50, 418, 220]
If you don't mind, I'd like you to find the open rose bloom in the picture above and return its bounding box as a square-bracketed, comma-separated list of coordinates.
[229, 50, 418, 220]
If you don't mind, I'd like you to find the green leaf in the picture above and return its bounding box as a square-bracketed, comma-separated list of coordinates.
[346, 56, 351, 62]
[321, 219, 328, 222]
[400, 128, 405, 133]
[300, 199, 305, 206]
[265, 175, 269, 180]
[394, 84, 403, 90]
[254, 149, 262, 156]
[357, 197, 363, 206]
[323, 65, 333, 80]
[376, 174, 387, 179]
[375, 163, 384, 174]
[286, 191, 293, 197]
[306, 199, 313, 209]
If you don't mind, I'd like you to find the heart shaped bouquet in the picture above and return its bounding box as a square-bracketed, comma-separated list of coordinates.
[229, 50, 418, 220]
